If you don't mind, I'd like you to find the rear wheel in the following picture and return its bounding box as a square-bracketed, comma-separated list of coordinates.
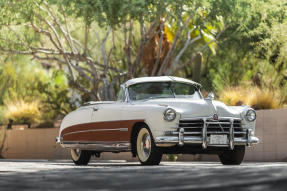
[218, 146, 245, 165]
[136, 126, 162, 165]
[70, 149, 91, 165]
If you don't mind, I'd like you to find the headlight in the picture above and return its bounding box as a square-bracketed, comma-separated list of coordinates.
[163, 108, 176, 121]
[245, 109, 256, 122]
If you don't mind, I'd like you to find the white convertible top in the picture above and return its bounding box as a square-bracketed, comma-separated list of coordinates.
[124, 76, 201, 87]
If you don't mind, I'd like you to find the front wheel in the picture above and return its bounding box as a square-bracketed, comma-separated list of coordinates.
[218, 146, 245, 165]
[136, 126, 162, 165]
[70, 149, 91, 165]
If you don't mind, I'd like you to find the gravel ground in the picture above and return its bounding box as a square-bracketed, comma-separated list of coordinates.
[0, 160, 287, 191]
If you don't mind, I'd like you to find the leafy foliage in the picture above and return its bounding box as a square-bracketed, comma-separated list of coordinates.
[37, 70, 77, 119]
[204, 0, 287, 103]
[0, 55, 74, 123]
[0, 56, 45, 103]
[0, 106, 5, 125]
[0, 0, 286, 123]
[56, 0, 165, 26]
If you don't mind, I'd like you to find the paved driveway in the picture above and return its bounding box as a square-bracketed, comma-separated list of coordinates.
[0, 160, 286, 191]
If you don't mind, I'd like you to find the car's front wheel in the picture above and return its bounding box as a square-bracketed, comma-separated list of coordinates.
[218, 146, 245, 165]
[136, 126, 162, 165]
[70, 149, 91, 165]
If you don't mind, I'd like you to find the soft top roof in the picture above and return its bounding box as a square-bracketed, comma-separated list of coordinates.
[124, 76, 201, 88]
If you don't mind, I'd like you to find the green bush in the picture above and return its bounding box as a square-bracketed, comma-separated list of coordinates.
[0, 56, 76, 122]
[0, 106, 5, 125]
[37, 70, 77, 120]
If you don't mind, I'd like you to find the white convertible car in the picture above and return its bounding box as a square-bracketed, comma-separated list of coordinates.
[56, 76, 259, 165]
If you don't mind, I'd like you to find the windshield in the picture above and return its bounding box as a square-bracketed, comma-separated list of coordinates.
[128, 82, 202, 101]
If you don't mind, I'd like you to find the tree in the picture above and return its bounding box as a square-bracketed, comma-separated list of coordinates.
[204, 0, 287, 99]
[0, 0, 256, 100]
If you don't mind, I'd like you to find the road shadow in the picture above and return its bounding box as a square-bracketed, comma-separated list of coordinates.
[1, 161, 287, 191]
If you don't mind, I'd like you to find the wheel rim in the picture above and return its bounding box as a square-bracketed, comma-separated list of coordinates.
[71, 149, 81, 161]
[137, 128, 151, 162]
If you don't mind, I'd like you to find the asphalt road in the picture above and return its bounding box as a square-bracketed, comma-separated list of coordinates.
[0, 160, 287, 191]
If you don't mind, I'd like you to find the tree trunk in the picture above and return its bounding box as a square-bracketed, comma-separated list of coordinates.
[192, 52, 203, 83]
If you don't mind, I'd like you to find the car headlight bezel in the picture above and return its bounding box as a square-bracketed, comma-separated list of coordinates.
[245, 109, 256, 122]
[163, 108, 176, 122]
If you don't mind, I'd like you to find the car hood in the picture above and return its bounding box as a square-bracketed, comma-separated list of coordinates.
[140, 98, 245, 119]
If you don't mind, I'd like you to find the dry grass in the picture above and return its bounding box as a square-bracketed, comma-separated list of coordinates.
[245, 88, 280, 110]
[218, 87, 245, 106]
[5, 99, 41, 124]
[219, 86, 281, 110]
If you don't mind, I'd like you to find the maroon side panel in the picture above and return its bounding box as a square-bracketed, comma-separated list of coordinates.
[61, 120, 144, 142]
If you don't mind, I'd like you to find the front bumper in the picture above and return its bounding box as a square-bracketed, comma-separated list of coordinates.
[155, 128, 259, 149]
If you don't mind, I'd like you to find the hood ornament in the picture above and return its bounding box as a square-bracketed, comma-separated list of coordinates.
[213, 114, 218, 121]
[213, 114, 224, 132]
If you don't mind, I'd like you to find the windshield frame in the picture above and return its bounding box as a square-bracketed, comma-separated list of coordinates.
[127, 81, 203, 101]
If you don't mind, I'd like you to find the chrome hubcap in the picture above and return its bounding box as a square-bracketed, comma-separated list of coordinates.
[75, 149, 81, 156]
[137, 128, 152, 162]
[140, 133, 151, 160]
[71, 149, 81, 160]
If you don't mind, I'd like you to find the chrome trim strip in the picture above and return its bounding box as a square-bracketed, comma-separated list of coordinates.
[171, 131, 246, 135]
[60, 141, 131, 151]
[206, 121, 232, 125]
[62, 128, 129, 137]
[155, 136, 259, 147]
[180, 116, 241, 121]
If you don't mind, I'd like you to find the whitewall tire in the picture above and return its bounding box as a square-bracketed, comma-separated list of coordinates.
[70, 149, 91, 165]
[136, 126, 162, 165]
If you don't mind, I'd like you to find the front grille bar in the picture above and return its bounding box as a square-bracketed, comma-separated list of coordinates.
[177, 117, 244, 149]
[229, 119, 234, 150]
[202, 119, 207, 149]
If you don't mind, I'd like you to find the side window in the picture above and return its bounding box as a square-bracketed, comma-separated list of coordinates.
[172, 83, 195, 95]
[117, 87, 125, 101]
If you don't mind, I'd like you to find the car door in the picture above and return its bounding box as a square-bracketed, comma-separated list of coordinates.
[89, 86, 130, 142]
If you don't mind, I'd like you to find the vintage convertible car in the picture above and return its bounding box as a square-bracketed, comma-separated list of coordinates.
[56, 76, 259, 165]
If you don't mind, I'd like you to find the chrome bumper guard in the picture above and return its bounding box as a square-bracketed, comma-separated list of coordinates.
[155, 118, 259, 149]
[56, 136, 62, 143]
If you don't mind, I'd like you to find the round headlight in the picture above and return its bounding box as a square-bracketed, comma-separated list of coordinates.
[245, 109, 256, 122]
[164, 108, 176, 121]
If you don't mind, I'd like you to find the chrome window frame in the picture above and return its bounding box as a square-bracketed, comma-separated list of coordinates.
[124, 81, 202, 102]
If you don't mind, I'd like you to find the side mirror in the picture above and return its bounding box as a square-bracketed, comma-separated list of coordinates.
[206, 92, 214, 100]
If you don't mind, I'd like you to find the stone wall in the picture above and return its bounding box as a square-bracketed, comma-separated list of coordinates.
[1, 108, 287, 162]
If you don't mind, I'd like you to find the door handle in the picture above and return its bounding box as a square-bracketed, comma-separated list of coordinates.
[93, 106, 99, 111]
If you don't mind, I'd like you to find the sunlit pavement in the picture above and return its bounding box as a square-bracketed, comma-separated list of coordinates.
[0, 160, 287, 191]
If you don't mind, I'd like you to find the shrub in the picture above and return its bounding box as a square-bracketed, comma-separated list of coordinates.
[166, 154, 178, 161]
[5, 100, 41, 125]
[0, 106, 5, 125]
[218, 86, 281, 110]
[218, 87, 245, 106]
[246, 88, 280, 110]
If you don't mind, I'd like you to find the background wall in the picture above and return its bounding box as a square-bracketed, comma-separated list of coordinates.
[1, 108, 287, 162]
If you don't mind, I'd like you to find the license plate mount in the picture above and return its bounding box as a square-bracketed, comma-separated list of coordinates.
[209, 134, 228, 145]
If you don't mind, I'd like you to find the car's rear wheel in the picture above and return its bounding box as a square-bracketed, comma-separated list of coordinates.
[70, 149, 91, 165]
[136, 126, 162, 165]
[218, 146, 245, 165]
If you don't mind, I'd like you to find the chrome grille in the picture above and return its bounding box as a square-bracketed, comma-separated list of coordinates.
[178, 118, 246, 138]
